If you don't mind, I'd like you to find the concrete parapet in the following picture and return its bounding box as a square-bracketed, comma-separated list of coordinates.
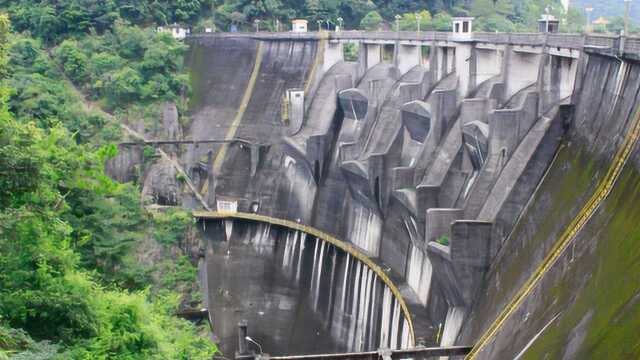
[426, 242, 464, 307]
[416, 185, 439, 216]
[425, 208, 464, 244]
[427, 221, 492, 308]
[450, 220, 492, 306]
[392, 166, 416, 196]
[460, 98, 490, 125]
[504, 48, 541, 100]
[478, 105, 566, 257]
[489, 91, 538, 160]
[412, 83, 459, 183]
[324, 41, 343, 71]
[396, 44, 421, 75]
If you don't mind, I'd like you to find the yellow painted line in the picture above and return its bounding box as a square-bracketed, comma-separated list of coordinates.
[212, 42, 264, 174]
[193, 210, 416, 346]
[303, 33, 327, 95]
[201, 42, 264, 196]
[466, 104, 640, 359]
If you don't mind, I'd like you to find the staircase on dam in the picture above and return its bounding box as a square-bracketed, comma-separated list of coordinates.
[122, 29, 640, 359]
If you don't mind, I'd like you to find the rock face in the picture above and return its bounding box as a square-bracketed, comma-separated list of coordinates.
[107, 101, 187, 205]
[182, 34, 640, 357]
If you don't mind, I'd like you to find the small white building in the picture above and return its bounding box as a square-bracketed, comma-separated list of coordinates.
[157, 24, 191, 40]
[291, 19, 308, 32]
[285, 88, 305, 131]
[451, 17, 474, 39]
[538, 13, 560, 33]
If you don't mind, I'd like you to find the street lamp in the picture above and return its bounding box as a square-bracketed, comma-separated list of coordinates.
[254, 19, 261, 32]
[275, 19, 280, 32]
[337, 17, 344, 31]
[416, 13, 422, 33]
[317, 19, 322, 32]
[585, 6, 593, 33]
[624, 0, 632, 36]
[326, 19, 331, 31]
[245, 336, 263, 354]
[395, 14, 401, 32]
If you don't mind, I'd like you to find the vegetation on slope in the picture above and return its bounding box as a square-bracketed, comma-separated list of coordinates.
[0, 9, 217, 359]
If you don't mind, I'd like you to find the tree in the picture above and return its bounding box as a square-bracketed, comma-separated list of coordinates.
[607, 16, 625, 34]
[55, 40, 89, 84]
[337, 0, 375, 29]
[360, 10, 383, 30]
[560, 6, 586, 33]
[432, 12, 452, 31]
[476, 14, 517, 32]
[172, 0, 204, 22]
[399, 10, 432, 31]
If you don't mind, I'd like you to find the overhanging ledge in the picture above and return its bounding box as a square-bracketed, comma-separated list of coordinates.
[193, 210, 416, 346]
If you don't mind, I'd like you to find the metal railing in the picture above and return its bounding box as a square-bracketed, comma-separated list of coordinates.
[547, 33, 584, 49]
[187, 31, 640, 56]
[584, 34, 619, 49]
[235, 320, 471, 360]
[624, 36, 640, 54]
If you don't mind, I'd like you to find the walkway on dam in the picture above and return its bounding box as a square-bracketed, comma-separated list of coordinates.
[465, 88, 640, 358]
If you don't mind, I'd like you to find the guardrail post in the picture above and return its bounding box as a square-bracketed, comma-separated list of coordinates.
[237, 320, 249, 357]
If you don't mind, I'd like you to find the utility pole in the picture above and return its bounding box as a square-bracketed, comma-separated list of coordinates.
[624, 0, 632, 35]
[416, 13, 422, 33]
[395, 14, 401, 32]
[585, 6, 593, 33]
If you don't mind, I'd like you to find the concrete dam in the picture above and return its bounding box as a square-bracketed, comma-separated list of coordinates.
[122, 30, 640, 358]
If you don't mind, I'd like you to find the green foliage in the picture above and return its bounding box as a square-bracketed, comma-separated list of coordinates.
[436, 235, 450, 246]
[161, 256, 198, 290]
[343, 42, 359, 62]
[431, 12, 453, 31]
[398, 10, 432, 31]
[153, 209, 192, 246]
[360, 10, 383, 30]
[0, 84, 216, 360]
[0, 13, 217, 358]
[475, 14, 517, 32]
[55, 40, 88, 84]
[562, 6, 586, 33]
[50, 23, 189, 109]
[7, 34, 110, 143]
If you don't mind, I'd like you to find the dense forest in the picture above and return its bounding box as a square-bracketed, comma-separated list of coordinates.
[0, 0, 636, 359]
[0, 0, 636, 36]
[0, 1, 215, 358]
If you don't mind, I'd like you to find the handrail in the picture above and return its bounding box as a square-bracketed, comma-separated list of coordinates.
[187, 31, 634, 55]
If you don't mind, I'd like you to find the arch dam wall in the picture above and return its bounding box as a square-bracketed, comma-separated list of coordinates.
[179, 31, 640, 358]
